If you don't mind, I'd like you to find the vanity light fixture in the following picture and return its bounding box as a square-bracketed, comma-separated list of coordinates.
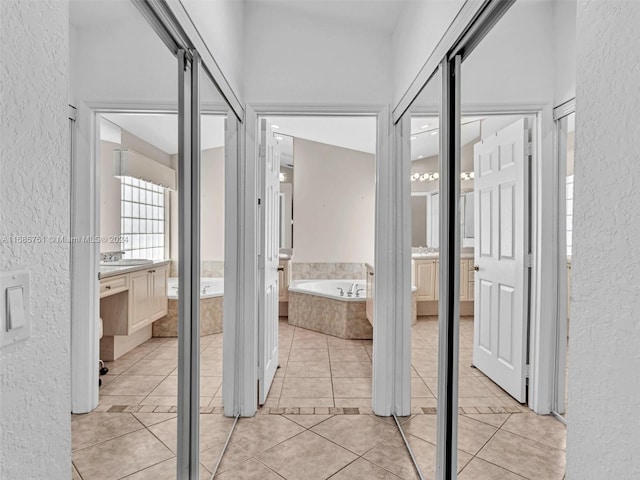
[411, 172, 439, 182]
[460, 171, 475, 180]
[279, 173, 286, 182]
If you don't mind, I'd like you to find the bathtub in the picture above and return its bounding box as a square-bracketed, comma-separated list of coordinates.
[153, 277, 224, 337]
[288, 279, 371, 339]
[288, 279, 418, 338]
[289, 279, 367, 301]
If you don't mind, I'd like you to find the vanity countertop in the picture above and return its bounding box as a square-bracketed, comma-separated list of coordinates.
[98, 259, 171, 280]
[412, 253, 475, 260]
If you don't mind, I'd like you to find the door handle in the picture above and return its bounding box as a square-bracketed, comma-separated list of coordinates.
[473, 265, 479, 271]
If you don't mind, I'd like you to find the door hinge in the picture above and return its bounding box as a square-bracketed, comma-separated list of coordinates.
[258, 198, 261, 205]
[525, 142, 533, 156]
[525, 253, 533, 268]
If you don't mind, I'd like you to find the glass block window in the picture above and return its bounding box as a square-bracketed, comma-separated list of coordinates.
[121, 177, 166, 260]
[566, 175, 574, 257]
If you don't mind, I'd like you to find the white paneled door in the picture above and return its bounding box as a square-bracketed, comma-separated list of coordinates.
[258, 118, 280, 405]
[473, 118, 530, 403]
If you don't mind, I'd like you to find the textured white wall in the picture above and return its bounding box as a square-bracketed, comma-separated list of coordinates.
[0, 1, 70, 479]
[244, 2, 392, 104]
[293, 138, 375, 264]
[567, 1, 640, 478]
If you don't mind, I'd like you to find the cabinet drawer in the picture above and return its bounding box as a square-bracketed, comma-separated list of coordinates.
[100, 275, 128, 298]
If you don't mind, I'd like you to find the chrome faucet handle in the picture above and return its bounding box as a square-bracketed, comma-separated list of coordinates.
[337, 287, 344, 296]
[355, 288, 365, 297]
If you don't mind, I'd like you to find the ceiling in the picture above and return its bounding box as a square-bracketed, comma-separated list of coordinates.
[101, 113, 226, 155]
[246, 0, 406, 33]
[72, 0, 407, 33]
[410, 116, 485, 160]
[267, 116, 378, 164]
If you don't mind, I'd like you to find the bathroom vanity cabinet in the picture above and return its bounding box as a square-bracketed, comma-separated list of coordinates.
[278, 258, 291, 302]
[99, 261, 169, 360]
[412, 257, 475, 315]
[278, 258, 292, 316]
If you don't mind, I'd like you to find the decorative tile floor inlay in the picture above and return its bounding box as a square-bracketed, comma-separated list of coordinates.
[74, 316, 565, 479]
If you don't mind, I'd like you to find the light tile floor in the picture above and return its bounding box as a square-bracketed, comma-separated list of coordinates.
[72, 316, 566, 479]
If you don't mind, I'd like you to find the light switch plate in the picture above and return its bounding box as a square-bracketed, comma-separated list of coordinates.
[1, 271, 31, 348]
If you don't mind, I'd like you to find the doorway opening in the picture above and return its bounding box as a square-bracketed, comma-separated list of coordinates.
[255, 115, 378, 409]
[553, 106, 575, 422]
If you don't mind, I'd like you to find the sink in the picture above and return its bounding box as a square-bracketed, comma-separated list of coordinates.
[100, 259, 154, 267]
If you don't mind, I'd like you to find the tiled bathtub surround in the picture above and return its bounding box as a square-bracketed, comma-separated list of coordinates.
[288, 292, 373, 339]
[292, 262, 366, 280]
[202, 260, 225, 278]
[153, 296, 223, 337]
[169, 260, 225, 278]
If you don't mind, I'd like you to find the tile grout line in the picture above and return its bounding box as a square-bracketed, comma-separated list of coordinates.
[71, 413, 146, 454]
[455, 413, 536, 480]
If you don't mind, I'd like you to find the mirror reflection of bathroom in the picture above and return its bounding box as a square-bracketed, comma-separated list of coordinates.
[410, 116, 480, 255]
[265, 116, 377, 408]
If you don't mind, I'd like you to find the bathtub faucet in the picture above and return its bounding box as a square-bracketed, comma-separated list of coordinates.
[201, 285, 210, 295]
[347, 283, 359, 296]
[337, 287, 345, 296]
[355, 288, 365, 297]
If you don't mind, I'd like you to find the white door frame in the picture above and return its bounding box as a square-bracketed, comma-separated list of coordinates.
[69, 101, 237, 414]
[409, 102, 556, 414]
[464, 104, 557, 414]
[246, 104, 412, 416]
[71, 100, 178, 413]
[551, 98, 576, 419]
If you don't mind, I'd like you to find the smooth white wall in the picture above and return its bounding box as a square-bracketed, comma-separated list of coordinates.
[0, 1, 70, 478]
[293, 138, 375, 264]
[100, 140, 123, 253]
[201, 147, 225, 261]
[461, 0, 555, 106]
[70, 4, 177, 106]
[567, 1, 640, 477]
[243, 2, 392, 104]
[182, 0, 244, 100]
[392, 0, 467, 106]
[170, 147, 225, 264]
[553, 0, 577, 105]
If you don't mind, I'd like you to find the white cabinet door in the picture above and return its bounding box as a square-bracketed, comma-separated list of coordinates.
[415, 260, 437, 301]
[129, 270, 150, 333]
[150, 265, 168, 321]
[258, 118, 280, 405]
[473, 118, 530, 403]
[460, 259, 469, 301]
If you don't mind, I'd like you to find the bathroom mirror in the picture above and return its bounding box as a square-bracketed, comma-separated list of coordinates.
[411, 193, 428, 247]
[410, 115, 481, 249]
[278, 133, 294, 249]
